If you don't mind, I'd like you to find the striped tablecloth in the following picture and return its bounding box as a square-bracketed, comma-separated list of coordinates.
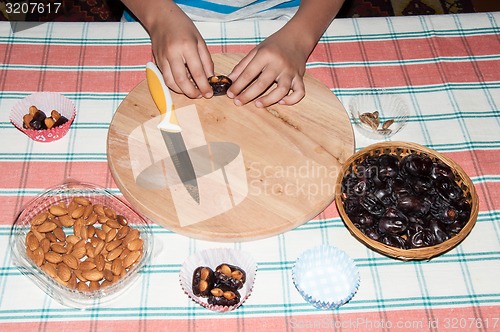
[1, 12, 499, 331]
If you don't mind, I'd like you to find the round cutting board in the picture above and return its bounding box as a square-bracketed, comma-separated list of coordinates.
[107, 53, 354, 242]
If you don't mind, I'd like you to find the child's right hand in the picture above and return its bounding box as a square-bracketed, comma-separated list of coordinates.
[147, 4, 214, 99]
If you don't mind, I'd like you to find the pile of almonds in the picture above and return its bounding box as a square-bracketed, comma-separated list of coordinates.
[23, 105, 68, 130]
[25, 196, 144, 292]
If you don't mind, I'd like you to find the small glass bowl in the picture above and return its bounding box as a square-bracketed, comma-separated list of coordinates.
[10, 182, 153, 309]
[349, 93, 409, 140]
[292, 245, 360, 310]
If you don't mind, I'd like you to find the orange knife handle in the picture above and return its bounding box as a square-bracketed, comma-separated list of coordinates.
[146, 62, 181, 133]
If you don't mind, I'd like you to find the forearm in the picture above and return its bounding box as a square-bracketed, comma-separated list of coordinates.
[121, 0, 182, 32]
[281, 0, 345, 56]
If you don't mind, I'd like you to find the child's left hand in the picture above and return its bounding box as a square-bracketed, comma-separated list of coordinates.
[226, 28, 310, 108]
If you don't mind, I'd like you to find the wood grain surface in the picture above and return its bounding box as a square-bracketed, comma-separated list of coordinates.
[107, 53, 354, 242]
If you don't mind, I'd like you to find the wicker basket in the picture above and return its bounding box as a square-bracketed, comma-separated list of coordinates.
[335, 141, 479, 261]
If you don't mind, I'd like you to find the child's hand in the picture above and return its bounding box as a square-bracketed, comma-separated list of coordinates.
[226, 30, 308, 108]
[148, 6, 214, 99]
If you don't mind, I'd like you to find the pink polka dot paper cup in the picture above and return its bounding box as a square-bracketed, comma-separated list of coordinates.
[10, 92, 76, 143]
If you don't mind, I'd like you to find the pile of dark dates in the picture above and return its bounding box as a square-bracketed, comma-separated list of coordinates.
[192, 263, 246, 306]
[341, 152, 472, 249]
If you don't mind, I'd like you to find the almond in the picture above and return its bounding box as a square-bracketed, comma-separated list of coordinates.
[101, 280, 112, 288]
[30, 212, 48, 226]
[106, 247, 123, 262]
[85, 242, 95, 258]
[45, 232, 57, 243]
[57, 263, 72, 282]
[51, 243, 67, 254]
[83, 204, 94, 219]
[32, 247, 45, 266]
[80, 224, 88, 241]
[53, 227, 66, 242]
[123, 250, 141, 268]
[73, 219, 82, 238]
[77, 281, 90, 292]
[119, 248, 130, 260]
[74, 269, 87, 282]
[87, 225, 95, 238]
[67, 200, 79, 215]
[98, 215, 110, 225]
[93, 204, 105, 216]
[49, 205, 68, 217]
[105, 239, 122, 252]
[106, 219, 120, 229]
[123, 228, 139, 244]
[126, 238, 143, 251]
[79, 261, 96, 271]
[45, 251, 63, 264]
[82, 269, 104, 281]
[102, 224, 113, 235]
[51, 216, 63, 228]
[41, 262, 57, 278]
[71, 206, 85, 219]
[105, 229, 117, 243]
[59, 215, 75, 227]
[67, 274, 77, 289]
[89, 281, 100, 291]
[111, 258, 123, 276]
[71, 245, 86, 259]
[116, 225, 130, 240]
[95, 254, 105, 272]
[103, 269, 114, 282]
[95, 228, 106, 241]
[26, 232, 39, 251]
[66, 235, 80, 245]
[94, 239, 105, 256]
[36, 221, 57, 233]
[31, 228, 45, 241]
[86, 213, 98, 226]
[65, 242, 74, 255]
[73, 239, 85, 249]
[104, 206, 116, 219]
[62, 254, 79, 270]
[73, 196, 91, 206]
[40, 238, 51, 252]
[117, 215, 128, 226]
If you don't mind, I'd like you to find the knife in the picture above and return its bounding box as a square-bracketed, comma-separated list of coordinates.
[146, 62, 200, 204]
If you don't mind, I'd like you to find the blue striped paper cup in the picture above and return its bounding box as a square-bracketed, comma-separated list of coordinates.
[292, 245, 360, 310]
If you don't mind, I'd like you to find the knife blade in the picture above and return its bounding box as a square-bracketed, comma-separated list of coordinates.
[146, 62, 200, 204]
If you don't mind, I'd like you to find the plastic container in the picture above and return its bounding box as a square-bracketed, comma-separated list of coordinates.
[349, 93, 409, 140]
[10, 182, 153, 309]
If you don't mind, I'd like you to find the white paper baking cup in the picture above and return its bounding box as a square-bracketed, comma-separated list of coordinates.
[179, 248, 257, 312]
[10, 92, 76, 142]
[292, 245, 360, 310]
[349, 93, 409, 140]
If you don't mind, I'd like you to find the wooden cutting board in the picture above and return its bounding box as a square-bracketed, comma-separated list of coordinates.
[107, 53, 354, 242]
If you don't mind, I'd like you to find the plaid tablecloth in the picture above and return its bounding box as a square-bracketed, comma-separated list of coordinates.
[1, 12, 499, 331]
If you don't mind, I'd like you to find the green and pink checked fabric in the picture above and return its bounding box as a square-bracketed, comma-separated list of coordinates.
[0, 12, 499, 331]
